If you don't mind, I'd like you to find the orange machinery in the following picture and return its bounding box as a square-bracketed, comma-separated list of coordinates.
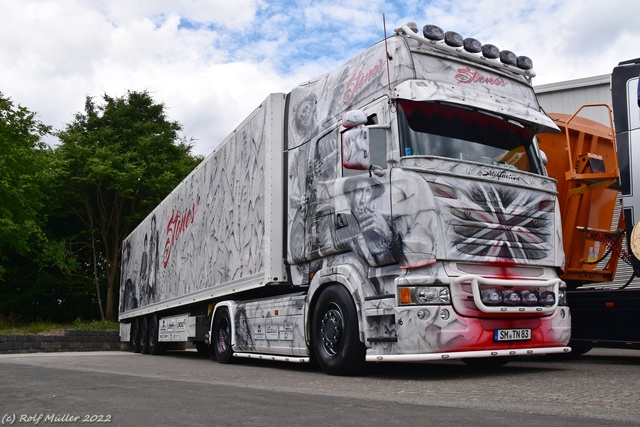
[537, 105, 624, 287]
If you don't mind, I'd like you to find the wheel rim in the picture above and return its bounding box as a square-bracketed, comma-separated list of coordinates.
[320, 303, 344, 357]
[217, 317, 230, 354]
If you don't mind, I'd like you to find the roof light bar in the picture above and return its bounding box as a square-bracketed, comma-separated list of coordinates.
[463, 38, 482, 53]
[517, 55, 533, 70]
[393, 22, 536, 77]
[481, 44, 500, 59]
[423, 24, 444, 41]
[500, 50, 517, 67]
[444, 31, 463, 48]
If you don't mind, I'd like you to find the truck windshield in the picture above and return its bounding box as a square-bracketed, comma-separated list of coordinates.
[398, 99, 540, 174]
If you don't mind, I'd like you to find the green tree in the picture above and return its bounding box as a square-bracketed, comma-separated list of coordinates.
[0, 92, 75, 322]
[57, 91, 201, 320]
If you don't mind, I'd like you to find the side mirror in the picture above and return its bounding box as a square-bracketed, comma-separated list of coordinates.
[539, 149, 548, 166]
[342, 125, 370, 170]
[342, 110, 367, 128]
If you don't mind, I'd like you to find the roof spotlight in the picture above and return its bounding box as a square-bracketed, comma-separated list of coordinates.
[423, 24, 444, 41]
[517, 55, 533, 70]
[481, 44, 500, 59]
[444, 31, 463, 47]
[463, 38, 482, 53]
[500, 50, 518, 66]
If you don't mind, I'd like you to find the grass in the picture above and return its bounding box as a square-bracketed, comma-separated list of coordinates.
[0, 318, 119, 335]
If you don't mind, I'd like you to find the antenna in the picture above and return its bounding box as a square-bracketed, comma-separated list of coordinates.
[383, 14, 392, 92]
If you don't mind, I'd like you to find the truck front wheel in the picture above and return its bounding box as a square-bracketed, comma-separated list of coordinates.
[212, 307, 235, 364]
[312, 285, 365, 376]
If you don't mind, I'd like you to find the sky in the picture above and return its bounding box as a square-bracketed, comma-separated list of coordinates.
[1, 0, 638, 156]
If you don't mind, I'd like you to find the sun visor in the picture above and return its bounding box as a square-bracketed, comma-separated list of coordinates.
[394, 80, 560, 134]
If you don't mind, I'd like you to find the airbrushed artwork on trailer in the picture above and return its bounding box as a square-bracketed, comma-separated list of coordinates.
[119, 108, 268, 314]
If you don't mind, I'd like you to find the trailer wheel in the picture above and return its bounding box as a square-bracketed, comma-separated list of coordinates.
[212, 307, 234, 364]
[140, 316, 149, 354]
[130, 318, 141, 353]
[147, 315, 164, 355]
[311, 285, 365, 376]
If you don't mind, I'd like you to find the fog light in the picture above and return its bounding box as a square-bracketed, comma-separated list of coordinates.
[502, 290, 521, 305]
[539, 291, 555, 306]
[521, 290, 539, 306]
[439, 309, 450, 321]
[481, 288, 502, 305]
[417, 309, 429, 320]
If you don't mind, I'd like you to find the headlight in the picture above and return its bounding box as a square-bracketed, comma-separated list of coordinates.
[399, 286, 451, 305]
[557, 289, 567, 305]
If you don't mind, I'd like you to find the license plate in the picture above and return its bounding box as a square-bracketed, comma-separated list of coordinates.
[494, 328, 531, 342]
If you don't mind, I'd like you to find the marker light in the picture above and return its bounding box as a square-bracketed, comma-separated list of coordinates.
[399, 287, 412, 304]
[463, 38, 482, 53]
[517, 56, 533, 70]
[423, 24, 444, 41]
[444, 31, 463, 48]
[481, 44, 500, 59]
[500, 50, 518, 66]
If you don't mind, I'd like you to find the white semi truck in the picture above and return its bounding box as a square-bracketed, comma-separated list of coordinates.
[119, 22, 571, 375]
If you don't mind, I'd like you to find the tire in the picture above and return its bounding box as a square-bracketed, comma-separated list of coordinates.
[212, 307, 234, 364]
[463, 357, 510, 368]
[568, 341, 593, 357]
[195, 341, 210, 358]
[130, 318, 141, 353]
[311, 284, 366, 376]
[140, 316, 149, 354]
[147, 315, 164, 355]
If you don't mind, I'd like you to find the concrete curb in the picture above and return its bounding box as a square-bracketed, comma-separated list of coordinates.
[0, 330, 121, 354]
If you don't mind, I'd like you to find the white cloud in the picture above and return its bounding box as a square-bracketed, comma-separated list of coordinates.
[0, 0, 638, 156]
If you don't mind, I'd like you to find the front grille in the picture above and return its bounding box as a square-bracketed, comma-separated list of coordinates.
[450, 184, 553, 261]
